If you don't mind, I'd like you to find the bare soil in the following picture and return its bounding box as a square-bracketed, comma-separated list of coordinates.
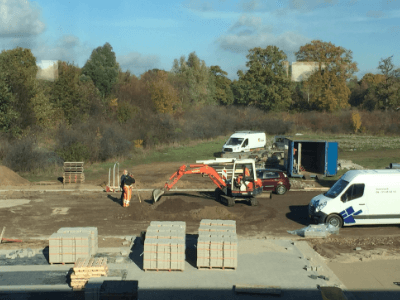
[1, 160, 400, 266]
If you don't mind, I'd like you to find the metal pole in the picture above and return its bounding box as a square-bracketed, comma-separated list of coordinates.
[108, 168, 111, 187]
[117, 162, 120, 188]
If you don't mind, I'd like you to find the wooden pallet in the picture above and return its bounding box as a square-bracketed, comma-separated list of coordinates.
[143, 269, 184, 272]
[197, 266, 236, 271]
[73, 257, 108, 272]
[70, 271, 108, 279]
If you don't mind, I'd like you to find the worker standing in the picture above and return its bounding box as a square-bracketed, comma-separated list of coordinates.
[120, 170, 128, 202]
[123, 173, 136, 207]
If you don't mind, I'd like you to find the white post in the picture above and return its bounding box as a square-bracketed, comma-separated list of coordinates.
[298, 143, 302, 174]
[108, 168, 111, 187]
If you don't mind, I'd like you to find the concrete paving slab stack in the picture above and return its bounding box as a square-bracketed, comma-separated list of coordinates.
[49, 227, 98, 264]
[197, 219, 238, 270]
[58, 227, 98, 255]
[143, 221, 186, 271]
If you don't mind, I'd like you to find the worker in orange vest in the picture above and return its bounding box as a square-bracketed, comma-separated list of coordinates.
[123, 173, 136, 207]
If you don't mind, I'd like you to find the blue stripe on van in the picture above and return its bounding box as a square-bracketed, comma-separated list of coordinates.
[340, 206, 363, 224]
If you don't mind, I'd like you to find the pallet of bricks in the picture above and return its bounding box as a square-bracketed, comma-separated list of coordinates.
[63, 162, 85, 187]
[48, 227, 98, 265]
[197, 219, 238, 270]
[70, 257, 108, 291]
[143, 221, 186, 272]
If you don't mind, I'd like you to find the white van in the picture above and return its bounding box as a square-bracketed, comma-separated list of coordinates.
[222, 131, 266, 153]
[309, 169, 400, 228]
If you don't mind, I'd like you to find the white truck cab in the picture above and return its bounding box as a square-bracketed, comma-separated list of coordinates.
[222, 131, 266, 153]
[309, 169, 400, 228]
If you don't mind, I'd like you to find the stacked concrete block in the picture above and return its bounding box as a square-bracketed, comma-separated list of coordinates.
[49, 228, 96, 264]
[143, 221, 186, 271]
[58, 227, 98, 255]
[197, 219, 238, 270]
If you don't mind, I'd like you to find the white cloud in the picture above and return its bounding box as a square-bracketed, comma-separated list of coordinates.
[239, 0, 263, 12]
[218, 12, 310, 62]
[228, 14, 263, 32]
[118, 52, 161, 76]
[0, 0, 45, 37]
[32, 35, 91, 66]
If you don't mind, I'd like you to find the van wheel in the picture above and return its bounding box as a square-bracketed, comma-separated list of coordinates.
[326, 214, 343, 228]
[276, 185, 287, 195]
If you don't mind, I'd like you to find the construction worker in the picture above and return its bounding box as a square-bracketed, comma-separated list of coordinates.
[120, 170, 128, 202]
[123, 173, 136, 207]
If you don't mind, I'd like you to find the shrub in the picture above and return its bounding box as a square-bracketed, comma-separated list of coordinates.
[99, 125, 131, 161]
[56, 141, 90, 162]
[3, 137, 62, 172]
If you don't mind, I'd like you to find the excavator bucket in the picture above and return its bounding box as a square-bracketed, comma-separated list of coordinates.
[152, 189, 165, 203]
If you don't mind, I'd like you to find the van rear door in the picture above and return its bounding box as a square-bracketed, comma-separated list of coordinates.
[339, 183, 370, 226]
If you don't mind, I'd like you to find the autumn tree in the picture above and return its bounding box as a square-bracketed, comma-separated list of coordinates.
[210, 66, 234, 105]
[295, 40, 358, 111]
[232, 46, 292, 111]
[171, 52, 216, 109]
[0, 47, 38, 134]
[349, 73, 385, 108]
[148, 70, 179, 114]
[82, 42, 120, 99]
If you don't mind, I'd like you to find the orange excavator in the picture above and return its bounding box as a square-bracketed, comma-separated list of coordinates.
[152, 159, 263, 207]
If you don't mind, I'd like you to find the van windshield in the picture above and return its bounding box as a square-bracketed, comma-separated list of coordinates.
[324, 179, 349, 198]
[226, 138, 243, 146]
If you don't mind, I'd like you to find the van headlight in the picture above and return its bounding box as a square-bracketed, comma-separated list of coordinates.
[316, 202, 327, 212]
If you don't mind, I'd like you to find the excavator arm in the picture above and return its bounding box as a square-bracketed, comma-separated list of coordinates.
[153, 164, 227, 203]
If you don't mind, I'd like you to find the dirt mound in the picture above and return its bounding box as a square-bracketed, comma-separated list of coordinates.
[0, 166, 31, 186]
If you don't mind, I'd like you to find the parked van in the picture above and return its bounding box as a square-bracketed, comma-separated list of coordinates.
[308, 169, 400, 228]
[222, 131, 266, 153]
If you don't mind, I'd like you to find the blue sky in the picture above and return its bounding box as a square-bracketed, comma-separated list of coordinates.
[1, 0, 399, 79]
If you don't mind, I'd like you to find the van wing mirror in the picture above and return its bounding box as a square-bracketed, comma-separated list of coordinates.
[341, 194, 348, 203]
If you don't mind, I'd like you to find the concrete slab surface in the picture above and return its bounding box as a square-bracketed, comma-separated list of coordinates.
[0, 237, 349, 300]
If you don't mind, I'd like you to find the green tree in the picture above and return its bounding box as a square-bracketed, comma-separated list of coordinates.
[295, 40, 358, 111]
[0, 47, 38, 133]
[210, 66, 234, 105]
[51, 61, 102, 123]
[232, 46, 292, 111]
[82, 42, 120, 99]
[375, 56, 400, 111]
[171, 52, 216, 109]
[0, 73, 18, 134]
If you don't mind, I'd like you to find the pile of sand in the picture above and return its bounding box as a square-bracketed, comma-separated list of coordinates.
[0, 166, 31, 186]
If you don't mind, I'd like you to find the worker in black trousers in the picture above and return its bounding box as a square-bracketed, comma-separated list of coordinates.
[120, 169, 128, 202]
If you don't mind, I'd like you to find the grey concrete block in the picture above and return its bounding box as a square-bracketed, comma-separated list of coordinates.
[122, 240, 130, 246]
[115, 256, 124, 263]
[355, 247, 362, 251]
[120, 250, 128, 256]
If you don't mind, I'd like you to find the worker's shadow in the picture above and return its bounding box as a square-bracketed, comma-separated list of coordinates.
[107, 195, 122, 206]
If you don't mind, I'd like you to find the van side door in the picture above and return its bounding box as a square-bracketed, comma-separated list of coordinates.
[339, 184, 369, 225]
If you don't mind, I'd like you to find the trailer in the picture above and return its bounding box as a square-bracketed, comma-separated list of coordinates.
[285, 140, 338, 178]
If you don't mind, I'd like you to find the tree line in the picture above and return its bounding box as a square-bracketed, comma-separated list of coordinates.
[0, 40, 399, 138]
